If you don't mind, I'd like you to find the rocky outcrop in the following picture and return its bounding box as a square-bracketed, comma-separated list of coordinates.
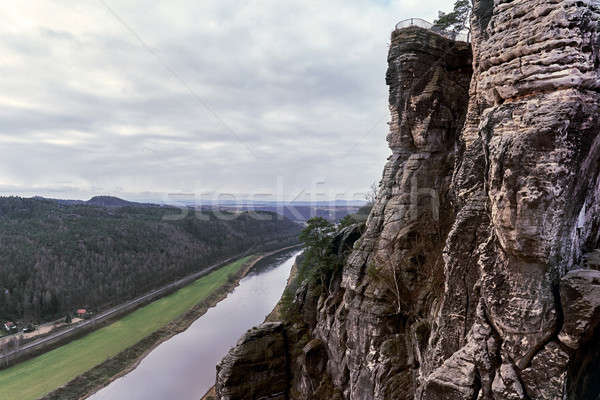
[311, 26, 472, 400]
[216, 323, 289, 400]
[215, 1, 600, 399]
[420, 2, 600, 399]
[559, 270, 600, 350]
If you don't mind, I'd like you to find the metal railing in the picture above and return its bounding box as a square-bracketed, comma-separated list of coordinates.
[395, 18, 470, 42]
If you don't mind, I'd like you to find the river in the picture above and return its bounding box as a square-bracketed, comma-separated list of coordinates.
[88, 249, 301, 400]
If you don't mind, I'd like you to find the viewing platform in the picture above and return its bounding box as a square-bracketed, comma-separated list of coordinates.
[395, 18, 469, 42]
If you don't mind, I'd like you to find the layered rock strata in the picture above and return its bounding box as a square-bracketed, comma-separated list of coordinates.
[421, 2, 600, 399]
[215, 1, 600, 399]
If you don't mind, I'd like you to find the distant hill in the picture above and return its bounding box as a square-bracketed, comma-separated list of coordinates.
[86, 196, 137, 207]
[38, 197, 362, 222]
[38, 195, 148, 208]
[0, 196, 301, 323]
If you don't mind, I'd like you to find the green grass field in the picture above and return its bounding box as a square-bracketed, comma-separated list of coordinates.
[0, 256, 252, 400]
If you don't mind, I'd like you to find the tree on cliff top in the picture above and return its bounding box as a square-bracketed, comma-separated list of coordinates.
[433, 0, 472, 41]
[297, 217, 341, 289]
[299, 217, 335, 258]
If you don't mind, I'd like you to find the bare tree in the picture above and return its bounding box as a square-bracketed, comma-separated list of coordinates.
[367, 221, 443, 315]
[365, 181, 379, 206]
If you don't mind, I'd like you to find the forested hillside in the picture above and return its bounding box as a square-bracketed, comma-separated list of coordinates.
[0, 197, 301, 323]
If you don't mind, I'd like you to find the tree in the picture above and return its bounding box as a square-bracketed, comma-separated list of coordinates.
[298, 218, 338, 288]
[365, 181, 378, 206]
[0, 197, 301, 324]
[433, 0, 472, 41]
[341, 181, 378, 225]
[338, 214, 357, 229]
[299, 218, 336, 258]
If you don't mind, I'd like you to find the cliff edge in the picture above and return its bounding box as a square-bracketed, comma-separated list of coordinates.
[215, 1, 600, 399]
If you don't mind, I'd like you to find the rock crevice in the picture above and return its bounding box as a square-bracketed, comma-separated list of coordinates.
[214, 2, 600, 399]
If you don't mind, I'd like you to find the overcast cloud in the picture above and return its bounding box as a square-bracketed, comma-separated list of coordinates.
[0, 0, 453, 202]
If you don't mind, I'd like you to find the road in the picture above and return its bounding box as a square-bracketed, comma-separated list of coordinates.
[0, 244, 301, 366]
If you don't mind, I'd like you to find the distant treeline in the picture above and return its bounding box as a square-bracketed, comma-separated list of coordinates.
[217, 205, 361, 223]
[0, 197, 301, 323]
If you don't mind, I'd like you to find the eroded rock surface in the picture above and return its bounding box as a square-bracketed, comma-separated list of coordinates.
[215, 1, 600, 399]
[315, 26, 472, 400]
[559, 269, 600, 349]
[216, 323, 288, 400]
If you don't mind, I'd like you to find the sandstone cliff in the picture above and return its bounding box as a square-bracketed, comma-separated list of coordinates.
[215, 1, 600, 399]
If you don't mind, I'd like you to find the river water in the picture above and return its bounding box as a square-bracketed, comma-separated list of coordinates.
[88, 249, 301, 400]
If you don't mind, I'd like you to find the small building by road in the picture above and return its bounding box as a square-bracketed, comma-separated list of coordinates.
[3, 321, 17, 333]
[76, 309, 93, 319]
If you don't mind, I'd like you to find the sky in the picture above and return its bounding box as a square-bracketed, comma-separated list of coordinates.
[0, 0, 453, 203]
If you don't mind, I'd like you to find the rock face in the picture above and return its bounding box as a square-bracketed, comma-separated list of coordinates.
[420, 2, 600, 399]
[313, 26, 472, 400]
[216, 323, 289, 400]
[215, 1, 600, 399]
[559, 270, 600, 350]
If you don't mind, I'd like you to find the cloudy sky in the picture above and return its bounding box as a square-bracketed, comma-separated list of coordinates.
[0, 0, 452, 202]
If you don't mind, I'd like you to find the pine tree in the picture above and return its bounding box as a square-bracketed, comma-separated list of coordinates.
[433, 0, 472, 41]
